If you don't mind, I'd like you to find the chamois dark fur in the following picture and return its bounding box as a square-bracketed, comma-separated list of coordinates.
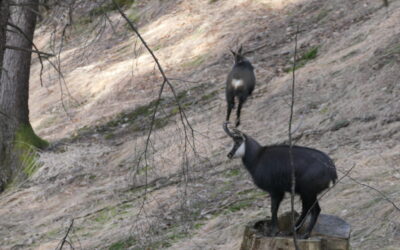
[226, 46, 256, 127]
[223, 122, 337, 238]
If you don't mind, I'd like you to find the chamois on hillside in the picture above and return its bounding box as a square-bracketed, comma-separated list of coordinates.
[223, 122, 337, 238]
[225, 46, 256, 127]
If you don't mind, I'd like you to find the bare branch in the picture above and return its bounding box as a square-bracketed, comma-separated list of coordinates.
[7, 21, 47, 86]
[56, 23, 75, 120]
[5, 44, 54, 57]
[113, 0, 198, 218]
[168, 77, 202, 84]
[57, 219, 74, 250]
[113, 0, 195, 136]
[338, 169, 400, 212]
[288, 24, 299, 248]
[296, 163, 357, 229]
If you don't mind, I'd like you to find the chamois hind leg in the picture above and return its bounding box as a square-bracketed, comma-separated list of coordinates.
[235, 100, 243, 127]
[306, 200, 321, 238]
[226, 94, 235, 122]
[299, 195, 320, 239]
[295, 197, 309, 231]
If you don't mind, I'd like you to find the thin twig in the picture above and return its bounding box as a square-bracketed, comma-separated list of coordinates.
[296, 163, 357, 229]
[5, 44, 54, 57]
[113, 1, 196, 143]
[338, 169, 400, 212]
[168, 77, 202, 84]
[7, 21, 47, 87]
[52, 22, 79, 120]
[288, 24, 299, 249]
[113, 0, 197, 218]
[57, 219, 74, 250]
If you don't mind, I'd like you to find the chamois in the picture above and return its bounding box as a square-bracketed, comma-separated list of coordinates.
[223, 122, 337, 238]
[226, 46, 256, 127]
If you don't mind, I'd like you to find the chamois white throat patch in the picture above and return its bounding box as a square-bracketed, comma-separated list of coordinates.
[232, 79, 244, 89]
[233, 142, 246, 158]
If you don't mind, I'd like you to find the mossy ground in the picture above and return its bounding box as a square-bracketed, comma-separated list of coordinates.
[71, 83, 216, 141]
[284, 47, 319, 72]
[14, 124, 49, 177]
[109, 236, 137, 250]
[15, 124, 49, 150]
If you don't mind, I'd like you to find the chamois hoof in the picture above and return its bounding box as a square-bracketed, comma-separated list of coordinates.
[235, 120, 240, 127]
[277, 231, 292, 237]
[298, 232, 310, 239]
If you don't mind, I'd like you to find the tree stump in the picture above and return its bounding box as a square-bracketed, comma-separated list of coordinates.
[240, 212, 351, 250]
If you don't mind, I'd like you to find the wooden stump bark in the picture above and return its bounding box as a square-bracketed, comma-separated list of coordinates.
[240, 212, 351, 250]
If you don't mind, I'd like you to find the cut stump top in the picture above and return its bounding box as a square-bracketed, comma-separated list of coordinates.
[240, 212, 351, 250]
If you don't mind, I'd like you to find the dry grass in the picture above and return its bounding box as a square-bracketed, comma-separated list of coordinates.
[0, 0, 400, 249]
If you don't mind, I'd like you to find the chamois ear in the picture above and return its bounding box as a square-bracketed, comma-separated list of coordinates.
[238, 45, 243, 55]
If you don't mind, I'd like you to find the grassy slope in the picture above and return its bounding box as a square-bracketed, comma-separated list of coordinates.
[0, 0, 399, 249]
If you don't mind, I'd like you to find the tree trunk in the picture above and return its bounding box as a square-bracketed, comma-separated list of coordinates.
[0, 0, 47, 192]
[0, 0, 11, 191]
[0, 0, 10, 78]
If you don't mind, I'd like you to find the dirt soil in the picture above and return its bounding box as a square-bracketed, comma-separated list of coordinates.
[1, 0, 400, 249]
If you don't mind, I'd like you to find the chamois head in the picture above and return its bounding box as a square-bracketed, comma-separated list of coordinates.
[223, 122, 246, 159]
[230, 45, 246, 64]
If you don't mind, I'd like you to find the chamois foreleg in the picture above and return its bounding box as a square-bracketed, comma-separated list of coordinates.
[269, 192, 284, 236]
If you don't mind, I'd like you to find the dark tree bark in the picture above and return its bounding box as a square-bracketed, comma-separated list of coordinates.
[0, 0, 47, 192]
[0, 0, 11, 191]
[0, 0, 10, 78]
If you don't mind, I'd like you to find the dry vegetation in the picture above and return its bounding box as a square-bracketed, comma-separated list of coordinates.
[1, 0, 400, 249]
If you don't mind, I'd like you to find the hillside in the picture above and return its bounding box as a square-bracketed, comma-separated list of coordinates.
[1, 0, 400, 249]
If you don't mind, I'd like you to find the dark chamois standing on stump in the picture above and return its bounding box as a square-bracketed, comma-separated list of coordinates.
[226, 46, 256, 127]
[223, 122, 337, 238]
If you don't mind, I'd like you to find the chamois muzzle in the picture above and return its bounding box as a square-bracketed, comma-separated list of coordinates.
[227, 143, 242, 159]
